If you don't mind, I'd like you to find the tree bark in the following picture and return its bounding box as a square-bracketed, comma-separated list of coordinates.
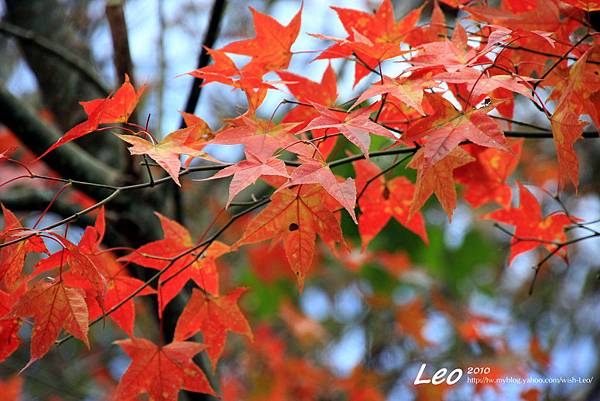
[3, 0, 125, 169]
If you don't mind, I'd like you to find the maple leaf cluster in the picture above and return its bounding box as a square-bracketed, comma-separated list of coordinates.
[2, 0, 600, 399]
[0, 207, 251, 399]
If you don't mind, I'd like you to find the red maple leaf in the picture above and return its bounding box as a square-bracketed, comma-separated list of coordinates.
[211, 115, 310, 160]
[247, 243, 296, 283]
[404, 94, 507, 166]
[38, 75, 145, 159]
[0, 376, 22, 401]
[281, 160, 358, 223]
[34, 228, 107, 299]
[12, 279, 89, 368]
[433, 68, 535, 101]
[555, 0, 600, 11]
[410, 24, 482, 73]
[484, 183, 575, 263]
[120, 213, 228, 314]
[313, 0, 421, 85]
[114, 337, 215, 400]
[278, 63, 338, 126]
[465, 2, 561, 32]
[0, 288, 23, 363]
[354, 159, 428, 249]
[174, 287, 252, 369]
[34, 208, 153, 335]
[277, 64, 341, 155]
[455, 141, 522, 208]
[277, 64, 341, 158]
[502, 0, 538, 13]
[405, 0, 447, 47]
[479, 24, 555, 55]
[301, 103, 395, 157]
[201, 152, 289, 207]
[84, 252, 155, 336]
[0, 205, 47, 290]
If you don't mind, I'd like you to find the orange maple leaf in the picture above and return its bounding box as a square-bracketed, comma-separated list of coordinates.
[550, 49, 600, 189]
[278, 63, 338, 126]
[396, 297, 430, 347]
[408, 147, 475, 220]
[117, 112, 213, 185]
[220, 6, 302, 73]
[352, 72, 437, 116]
[314, 0, 421, 85]
[237, 185, 346, 290]
[282, 160, 358, 223]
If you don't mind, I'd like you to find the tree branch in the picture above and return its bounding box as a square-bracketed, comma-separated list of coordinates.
[179, 0, 227, 121]
[0, 86, 120, 198]
[3, 0, 125, 169]
[0, 21, 109, 95]
[171, 0, 227, 228]
[0, 187, 94, 227]
[106, 1, 136, 86]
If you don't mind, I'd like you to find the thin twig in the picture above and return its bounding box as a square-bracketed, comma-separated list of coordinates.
[356, 152, 416, 203]
[54, 197, 268, 346]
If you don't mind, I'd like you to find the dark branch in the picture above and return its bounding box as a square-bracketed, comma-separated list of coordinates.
[0, 86, 119, 198]
[179, 0, 227, 122]
[106, 2, 136, 86]
[0, 21, 109, 95]
[0, 187, 94, 227]
[172, 0, 227, 227]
